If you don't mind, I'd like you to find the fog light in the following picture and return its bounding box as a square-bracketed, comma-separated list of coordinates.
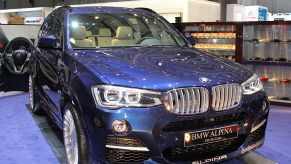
[112, 119, 128, 133]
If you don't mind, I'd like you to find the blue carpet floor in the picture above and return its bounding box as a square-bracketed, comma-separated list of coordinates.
[0, 93, 59, 164]
[0, 93, 290, 164]
[256, 106, 291, 164]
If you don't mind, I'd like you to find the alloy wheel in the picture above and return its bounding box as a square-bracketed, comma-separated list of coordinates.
[64, 109, 79, 164]
[28, 76, 34, 109]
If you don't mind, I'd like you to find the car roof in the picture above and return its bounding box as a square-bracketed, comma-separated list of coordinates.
[70, 6, 153, 14]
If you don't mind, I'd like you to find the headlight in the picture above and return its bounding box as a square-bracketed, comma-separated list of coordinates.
[241, 74, 263, 95]
[92, 85, 162, 109]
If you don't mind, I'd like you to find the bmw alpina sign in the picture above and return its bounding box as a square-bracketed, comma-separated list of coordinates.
[192, 155, 228, 164]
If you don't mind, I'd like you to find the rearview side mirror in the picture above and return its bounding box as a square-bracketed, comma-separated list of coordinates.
[38, 34, 57, 49]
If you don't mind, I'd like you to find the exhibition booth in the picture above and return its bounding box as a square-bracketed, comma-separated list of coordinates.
[0, 0, 290, 164]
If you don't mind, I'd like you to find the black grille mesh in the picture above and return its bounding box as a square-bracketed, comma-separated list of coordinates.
[106, 148, 150, 163]
[162, 112, 245, 132]
[106, 136, 145, 147]
[106, 136, 149, 163]
[162, 135, 245, 162]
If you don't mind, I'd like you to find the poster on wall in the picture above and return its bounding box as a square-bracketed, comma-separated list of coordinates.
[244, 6, 268, 21]
[24, 17, 44, 24]
[258, 7, 267, 21]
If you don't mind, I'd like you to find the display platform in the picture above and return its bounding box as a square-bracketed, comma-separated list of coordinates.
[0, 93, 59, 164]
[0, 93, 288, 164]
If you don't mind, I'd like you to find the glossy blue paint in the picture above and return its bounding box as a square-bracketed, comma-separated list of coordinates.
[30, 6, 269, 163]
[73, 47, 253, 91]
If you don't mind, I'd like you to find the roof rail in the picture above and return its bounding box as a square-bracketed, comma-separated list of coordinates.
[135, 8, 157, 14]
[58, 5, 72, 11]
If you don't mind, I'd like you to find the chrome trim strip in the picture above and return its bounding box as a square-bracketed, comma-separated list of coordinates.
[251, 119, 267, 133]
[105, 145, 149, 151]
[241, 138, 264, 154]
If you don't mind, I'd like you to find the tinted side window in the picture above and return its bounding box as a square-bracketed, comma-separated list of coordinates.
[52, 12, 65, 47]
[37, 14, 53, 45]
[40, 13, 55, 37]
[38, 11, 65, 48]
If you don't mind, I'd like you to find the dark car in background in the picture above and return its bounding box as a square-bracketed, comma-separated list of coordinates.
[28, 6, 269, 164]
[0, 27, 38, 92]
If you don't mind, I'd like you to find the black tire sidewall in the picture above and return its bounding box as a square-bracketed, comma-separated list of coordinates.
[64, 104, 88, 164]
[29, 75, 42, 114]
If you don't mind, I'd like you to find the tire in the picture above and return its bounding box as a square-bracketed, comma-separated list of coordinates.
[63, 104, 88, 164]
[29, 75, 43, 114]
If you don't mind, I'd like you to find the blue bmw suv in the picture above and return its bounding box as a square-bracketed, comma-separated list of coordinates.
[29, 6, 269, 164]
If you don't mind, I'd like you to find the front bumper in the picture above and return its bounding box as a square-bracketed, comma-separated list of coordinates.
[86, 91, 269, 164]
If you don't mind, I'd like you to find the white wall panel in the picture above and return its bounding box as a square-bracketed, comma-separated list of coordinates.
[159, 13, 182, 23]
[187, 0, 221, 22]
[67, 0, 221, 22]
[0, 25, 40, 40]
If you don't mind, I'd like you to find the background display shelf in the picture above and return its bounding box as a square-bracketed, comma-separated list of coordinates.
[182, 22, 238, 61]
[177, 21, 291, 106]
[242, 22, 291, 107]
[243, 60, 291, 66]
[246, 64, 291, 107]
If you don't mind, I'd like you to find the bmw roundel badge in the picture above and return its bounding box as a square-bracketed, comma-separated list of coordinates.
[199, 77, 211, 83]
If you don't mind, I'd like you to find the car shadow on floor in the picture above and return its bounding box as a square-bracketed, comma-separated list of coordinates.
[26, 105, 66, 164]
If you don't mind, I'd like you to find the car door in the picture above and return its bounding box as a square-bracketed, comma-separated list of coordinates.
[37, 10, 65, 123]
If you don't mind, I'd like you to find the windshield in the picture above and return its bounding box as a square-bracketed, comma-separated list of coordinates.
[69, 12, 188, 48]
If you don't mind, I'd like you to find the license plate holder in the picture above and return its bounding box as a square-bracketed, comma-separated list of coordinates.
[184, 125, 239, 147]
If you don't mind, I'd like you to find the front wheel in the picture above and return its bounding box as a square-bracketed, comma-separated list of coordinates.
[63, 104, 88, 164]
[29, 75, 43, 114]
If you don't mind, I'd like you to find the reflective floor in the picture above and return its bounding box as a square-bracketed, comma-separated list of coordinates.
[0, 93, 287, 164]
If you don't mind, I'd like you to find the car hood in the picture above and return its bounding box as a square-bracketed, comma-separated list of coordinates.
[73, 47, 253, 91]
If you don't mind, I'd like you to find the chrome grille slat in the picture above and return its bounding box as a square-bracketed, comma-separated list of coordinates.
[224, 85, 229, 109]
[165, 87, 209, 115]
[201, 90, 205, 112]
[165, 83, 241, 115]
[227, 85, 233, 108]
[204, 89, 209, 111]
[237, 86, 242, 103]
[173, 90, 179, 113]
[232, 85, 238, 105]
[202, 89, 207, 112]
[190, 88, 196, 114]
[212, 87, 216, 108]
[168, 92, 174, 110]
[196, 89, 201, 112]
[216, 87, 221, 110]
[185, 89, 191, 114]
[220, 86, 225, 110]
[212, 83, 242, 111]
[178, 90, 185, 114]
